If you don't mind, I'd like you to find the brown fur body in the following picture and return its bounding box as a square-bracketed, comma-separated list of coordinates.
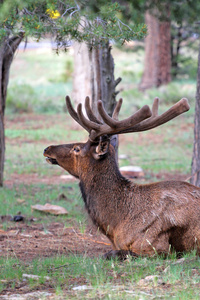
[44, 140, 200, 257]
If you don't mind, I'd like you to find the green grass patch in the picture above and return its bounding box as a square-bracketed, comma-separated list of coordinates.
[0, 182, 85, 224]
[0, 253, 199, 298]
[119, 113, 193, 175]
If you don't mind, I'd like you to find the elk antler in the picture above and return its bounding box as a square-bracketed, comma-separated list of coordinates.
[66, 96, 190, 141]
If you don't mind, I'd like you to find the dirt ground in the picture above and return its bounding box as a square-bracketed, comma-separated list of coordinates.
[0, 221, 111, 262]
[2, 175, 112, 262]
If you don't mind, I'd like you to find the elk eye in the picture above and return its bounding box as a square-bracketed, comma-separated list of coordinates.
[74, 146, 80, 153]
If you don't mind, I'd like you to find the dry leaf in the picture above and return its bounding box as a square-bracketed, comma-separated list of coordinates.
[31, 203, 68, 215]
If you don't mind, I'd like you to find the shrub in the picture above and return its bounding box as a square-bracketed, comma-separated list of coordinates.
[6, 83, 68, 114]
[6, 83, 37, 113]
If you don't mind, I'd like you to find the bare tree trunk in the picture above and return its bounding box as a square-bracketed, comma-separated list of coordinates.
[139, 9, 171, 90]
[72, 42, 121, 157]
[0, 104, 4, 187]
[191, 43, 200, 187]
[0, 44, 4, 187]
[72, 42, 92, 105]
[89, 43, 121, 116]
[0, 34, 23, 187]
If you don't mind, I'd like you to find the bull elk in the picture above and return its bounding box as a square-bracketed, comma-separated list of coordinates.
[43, 95, 200, 260]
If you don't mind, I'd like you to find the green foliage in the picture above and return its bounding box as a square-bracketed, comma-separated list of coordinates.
[0, 0, 147, 50]
[176, 55, 198, 80]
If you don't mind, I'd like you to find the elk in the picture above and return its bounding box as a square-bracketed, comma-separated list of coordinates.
[43, 95, 200, 260]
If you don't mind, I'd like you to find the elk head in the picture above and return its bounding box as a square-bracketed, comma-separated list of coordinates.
[43, 95, 190, 179]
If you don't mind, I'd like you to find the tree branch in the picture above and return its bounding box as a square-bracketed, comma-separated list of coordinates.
[114, 77, 122, 87]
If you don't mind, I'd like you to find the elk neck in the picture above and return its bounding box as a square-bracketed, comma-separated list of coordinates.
[78, 144, 134, 235]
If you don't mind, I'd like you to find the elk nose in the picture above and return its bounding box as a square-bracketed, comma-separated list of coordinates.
[43, 146, 50, 155]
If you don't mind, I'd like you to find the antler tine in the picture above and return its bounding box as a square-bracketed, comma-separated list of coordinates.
[152, 97, 159, 117]
[66, 96, 80, 124]
[97, 101, 118, 128]
[85, 96, 103, 124]
[119, 98, 190, 134]
[77, 103, 101, 131]
[97, 100, 152, 129]
[112, 98, 123, 121]
[66, 95, 190, 142]
[66, 96, 93, 133]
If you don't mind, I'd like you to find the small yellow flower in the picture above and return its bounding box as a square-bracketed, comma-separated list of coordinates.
[46, 9, 60, 19]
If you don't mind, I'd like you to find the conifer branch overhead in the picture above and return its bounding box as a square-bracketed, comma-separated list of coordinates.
[0, 0, 147, 51]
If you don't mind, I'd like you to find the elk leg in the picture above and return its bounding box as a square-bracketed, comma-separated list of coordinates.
[103, 250, 138, 261]
[129, 232, 171, 257]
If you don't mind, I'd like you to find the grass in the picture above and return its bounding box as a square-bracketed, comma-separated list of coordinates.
[0, 42, 199, 298]
[119, 115, 193, 175]
[0, 253, 199, 298]
[0, 182, 85, 224]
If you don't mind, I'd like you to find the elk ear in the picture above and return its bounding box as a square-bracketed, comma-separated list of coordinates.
[110, 134, 118, 152]
[93, 137, 110, 160]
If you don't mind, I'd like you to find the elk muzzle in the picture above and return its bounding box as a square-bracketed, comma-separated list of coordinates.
[43, 146, 59, 165]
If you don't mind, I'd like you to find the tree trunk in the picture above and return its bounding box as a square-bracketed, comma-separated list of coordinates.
[72, 42, 92, 106]
[0, 105, 4, 187]
[72, 42, 121, 157]
[191, 43, 200, 187]
[0, 34, 23, 187]
[89, 43, 121, 117]
[139, 10, 171, 90]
